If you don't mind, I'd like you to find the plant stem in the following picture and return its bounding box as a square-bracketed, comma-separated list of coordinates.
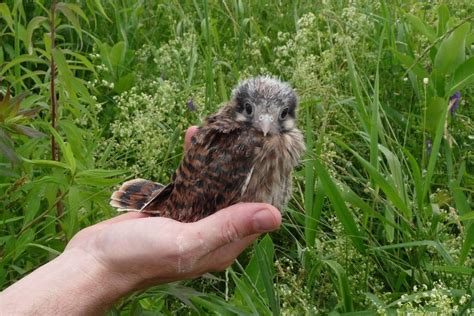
[421, 83, 427, 169]
[50, 0, 64, 221]
[50, 0, 58, 162]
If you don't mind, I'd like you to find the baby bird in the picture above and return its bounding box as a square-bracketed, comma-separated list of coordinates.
[110, 76, 305, 222]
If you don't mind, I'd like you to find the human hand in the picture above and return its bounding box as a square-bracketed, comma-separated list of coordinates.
[66, 126, 280, 287]
[66, 201, 281, 289]
[0, 126, 281, 315]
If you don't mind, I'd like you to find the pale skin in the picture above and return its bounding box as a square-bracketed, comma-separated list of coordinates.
[0, 126, 282, 315]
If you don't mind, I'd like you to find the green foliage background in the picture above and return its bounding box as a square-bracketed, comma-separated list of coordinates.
[1, 0, 473, 314]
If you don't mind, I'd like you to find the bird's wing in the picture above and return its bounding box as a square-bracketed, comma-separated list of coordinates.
[138, 183, 173, 213]
[142, 117, 262, 221]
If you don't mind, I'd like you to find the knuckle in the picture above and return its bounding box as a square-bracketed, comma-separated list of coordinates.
[220, 220, 240, 244]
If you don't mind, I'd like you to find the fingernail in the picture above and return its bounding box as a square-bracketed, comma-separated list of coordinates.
[253, 209, 277, 232]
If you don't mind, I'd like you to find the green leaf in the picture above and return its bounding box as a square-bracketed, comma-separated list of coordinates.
[65, 185, 81, 240]
[437, 4, 450, 37]
[429, 265, 474, 275]
[378, 145, 407, 206]
[430, 69, 446, 97]
[345, 45, 369, 131]
[191, 295, 246, 315]
[63, 142, 76, 174]
[62, 3, 88, 22]
[75, 169, 126, 186]
[23, 185, 44, 227]
[27, 243, 61, 256]
[434, 22, 471, 75]
[47, 124, 69, 161]
[26, 16, 48, 55]
[12, 230, 35, 261]
[384, 206, 395, 243]
[52, 48, 74, 80]
[450, 163, 471, 218]
[0, 216, 24, 226]
[22, 158, 70, 170]
[459, 212, 474, 222]
[392, 50, 429, 79]
[97, 41, 113, 71]
[237, 238, 274, 299]
[230, 268, 266, 314]
[369, 56, 381, 175]
[449, 56, 474, 94]
[304, 103, 318, 248]
[315, 155, 367, 254]
[56, 3, 84, 40]
[305, 183, 324, 249]
[0, 3, 13, 30]
[404, 149, 424, 216]
[375, 240, 454, 265]
[425, 96, 446, 135]
[63, 50, 97, 74]
[422, 105, 448, 202]
[406, 13, 436, 42]
[59, 119, 86, 161]
[0, 54, 47, 76]
[92, 0, 111, 22]
[53, 49, 93, 104]
[109, 41, 126, 74]
[322, 260, 353, 312]
[114, 72, 134, 93]
[459, 224, 474, 264]
[340, 186, 404, 232]
[255, 235, 279, 315]
[336, 140, 412, 223]
[76, 169, 126, 178]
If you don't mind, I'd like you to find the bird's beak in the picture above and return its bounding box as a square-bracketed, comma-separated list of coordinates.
[259, 114, 274, 137]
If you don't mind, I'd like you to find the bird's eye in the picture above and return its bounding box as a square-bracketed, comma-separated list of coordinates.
[244, 102, 253, 116]
[279, 107, 289, 120]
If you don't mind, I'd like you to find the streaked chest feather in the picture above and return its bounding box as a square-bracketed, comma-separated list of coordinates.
[242, 129, 305, 208]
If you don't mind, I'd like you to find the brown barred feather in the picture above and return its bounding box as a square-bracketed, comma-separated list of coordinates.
[110, 179, 164, 211]
[141, 110, 263, 222]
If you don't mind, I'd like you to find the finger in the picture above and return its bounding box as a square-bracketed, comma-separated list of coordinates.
[203, 234, 260, 271]
[190, 203, 281, 252]
[184, 126, 199, 151]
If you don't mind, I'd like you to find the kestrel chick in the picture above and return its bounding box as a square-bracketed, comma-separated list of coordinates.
[110, 76, 305, 222]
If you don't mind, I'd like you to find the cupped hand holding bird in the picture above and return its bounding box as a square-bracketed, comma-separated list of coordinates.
[0, 126, 281, 315]
[67, 126, 281, 283]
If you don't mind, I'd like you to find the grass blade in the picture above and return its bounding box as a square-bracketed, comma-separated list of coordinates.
[322, 259, 354, 312]
[337, 140, 412, 221]
[375, 240, 454, 264]
[255, 235, 279, 316]
[315, 156, 367, 254]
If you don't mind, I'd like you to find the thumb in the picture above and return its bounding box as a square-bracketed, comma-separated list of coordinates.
[184, 126, 199, 151]
[190, 203, 281, 251]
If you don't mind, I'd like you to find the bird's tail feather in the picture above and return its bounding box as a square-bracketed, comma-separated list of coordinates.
[110, 178, 164, 211]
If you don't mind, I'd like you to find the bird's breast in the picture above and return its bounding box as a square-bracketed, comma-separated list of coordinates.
[242, 129, 305, 209]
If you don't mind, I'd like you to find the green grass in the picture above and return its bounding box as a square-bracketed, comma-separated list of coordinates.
[1, 0, 473, 314]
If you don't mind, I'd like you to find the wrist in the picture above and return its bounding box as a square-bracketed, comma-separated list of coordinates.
[58, 248, 139, 312]
[0, 248, 139, 315]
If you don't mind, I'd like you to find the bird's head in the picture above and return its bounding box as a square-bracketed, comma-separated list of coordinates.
[231, 76, 298, 136]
